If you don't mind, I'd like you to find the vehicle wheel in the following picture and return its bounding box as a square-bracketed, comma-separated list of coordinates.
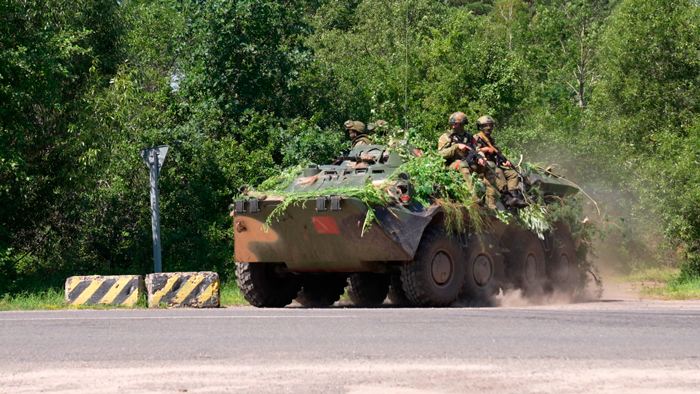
[508, 231, 546, 297]
[401, 226, 465, 307]
[295, 274, 347, 307]
[236, 262, 301, 308]
[387, 273, 410, 306]
[461, 233, 504, 306]
[347, 273, 390, 306]
[547, 229, 581, 296]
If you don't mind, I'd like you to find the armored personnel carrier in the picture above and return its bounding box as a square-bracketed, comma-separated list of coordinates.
[232, 142, 586, 307]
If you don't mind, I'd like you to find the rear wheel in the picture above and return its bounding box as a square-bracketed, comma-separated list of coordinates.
[347, 273, 390, 307]
[401, 226, 465, 307]
[508, 231, 547, 297]
[236, 262, 301, 308]
[295, 274, 347, 307]
[547, 229, 581, 296]
[461, 233, 504, 306]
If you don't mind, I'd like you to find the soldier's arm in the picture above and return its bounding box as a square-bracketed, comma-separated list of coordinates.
[473, 138, 486, 156]
[438, 136, 459, 159]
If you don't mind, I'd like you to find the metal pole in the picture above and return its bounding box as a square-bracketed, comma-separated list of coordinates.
[149, 150, 162, 273]
[141, 145, 168, 274]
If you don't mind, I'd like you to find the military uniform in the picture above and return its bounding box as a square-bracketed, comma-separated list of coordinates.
[344, 120, 372, 148]
[352, 134, 372, 147]
[439, 112, 503, 207]
[474, 131, 518, 192]
[438, 130, 475, 183]
[474, 115, 528, 208]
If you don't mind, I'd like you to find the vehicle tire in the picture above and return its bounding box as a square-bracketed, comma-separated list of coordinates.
[347, 273, 390, 306]
[508, 231, 547, 297]
[387, 273, 410, 306]
[236, 262, 301, 308]
[295, 274, 347, 307]
[401, 226, 465, 307]
[547, 229, 581, 296]
[460, 233, 504, 306]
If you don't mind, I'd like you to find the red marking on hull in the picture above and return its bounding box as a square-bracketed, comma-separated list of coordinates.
[312, 217, 341, 234]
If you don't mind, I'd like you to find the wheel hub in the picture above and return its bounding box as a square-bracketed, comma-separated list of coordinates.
[431, 251, 453, 285]
[525, 254, 538, 283]
[472, 255, 493, 287]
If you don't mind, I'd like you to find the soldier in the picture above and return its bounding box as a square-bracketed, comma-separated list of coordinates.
[344, 120, 372, 148]
[438, 112, 500, 207]
[474, 116, 529, 208]
[371, 119, 389, 136]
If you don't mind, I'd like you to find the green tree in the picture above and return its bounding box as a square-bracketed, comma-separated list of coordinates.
[592, 0, 700, 278]
[0, 0, 125, 292]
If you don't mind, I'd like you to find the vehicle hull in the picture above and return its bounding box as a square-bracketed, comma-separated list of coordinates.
[233, 197, 438, 270]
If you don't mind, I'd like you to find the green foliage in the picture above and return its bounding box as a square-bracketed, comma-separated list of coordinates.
[517, 205, 551, 240]
[0, 288, 66, 311]
[3, 0, 700, 297]
[220, 280, 249, 306]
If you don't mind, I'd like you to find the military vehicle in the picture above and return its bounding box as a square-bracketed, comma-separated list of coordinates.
[232, 142, 586, 308]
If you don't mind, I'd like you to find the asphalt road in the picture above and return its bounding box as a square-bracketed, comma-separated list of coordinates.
[1, 299, 699, 393]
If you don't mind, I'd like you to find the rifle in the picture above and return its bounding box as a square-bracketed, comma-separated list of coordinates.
[475, 133, 522, 176]
[445, 134, 498, 177]
[474, 151, 499, 178]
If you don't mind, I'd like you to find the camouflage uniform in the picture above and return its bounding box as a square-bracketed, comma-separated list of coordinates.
[344, 120, 372, 148]
[438, 129, 475, 184]
[474, 116, 528, 208]
[438, 112, 500, 207]
[474, 132, 517, 192]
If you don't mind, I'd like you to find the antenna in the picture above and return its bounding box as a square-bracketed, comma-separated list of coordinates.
[404, 0, 410, 131]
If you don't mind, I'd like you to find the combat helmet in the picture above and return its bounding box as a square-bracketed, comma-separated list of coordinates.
[449, 112, 468, 125]
[476, 115, 495, 129]
[344, 120, 366, 133]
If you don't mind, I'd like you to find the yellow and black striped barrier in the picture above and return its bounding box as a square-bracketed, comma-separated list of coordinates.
[65, 275, 143, 306]
[146, 272, 220, 308]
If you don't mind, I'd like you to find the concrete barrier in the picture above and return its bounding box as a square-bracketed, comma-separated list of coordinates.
[146, 272, 220, 308]
[65, 275, 143, 306]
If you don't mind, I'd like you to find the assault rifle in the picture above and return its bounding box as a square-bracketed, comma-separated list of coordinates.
[474, 151, 499, 178]
[475, 134, 522, 177]
[446, 133, 498, 177]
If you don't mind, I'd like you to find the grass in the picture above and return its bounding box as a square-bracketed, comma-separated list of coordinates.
[0, 288, 67, 311]
[220, 280, 249, 306]
[0, 280, 250, 311]
[624, 267, 679, 283]
[623, 267, 700, 300]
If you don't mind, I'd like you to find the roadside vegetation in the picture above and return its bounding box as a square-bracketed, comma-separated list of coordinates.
[615, 268, 700, 300]
[0, 281, 250, 310]
[2, 0, 699, 303]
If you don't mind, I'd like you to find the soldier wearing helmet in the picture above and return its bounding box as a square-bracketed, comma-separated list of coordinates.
[438, 112, 505, 209]
[437, 112, 484, 201]
[438, 112, 474, 176]
[474, 115, 529, 208]
[344, 120, 371, 148]
[369, 119, 389, 137]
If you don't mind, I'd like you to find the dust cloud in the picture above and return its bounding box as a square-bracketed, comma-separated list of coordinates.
[494, 285, 602, 308]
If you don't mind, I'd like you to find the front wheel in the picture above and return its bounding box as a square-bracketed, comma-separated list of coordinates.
[236, 262, 301, 308]
[401, 226, 465, 307]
